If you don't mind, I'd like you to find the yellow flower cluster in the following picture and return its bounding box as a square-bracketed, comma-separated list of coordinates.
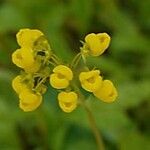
[12, 29, 50, 111]
[79, 70, 117, 103]
[49, 65, 78, 112]
[12, 28, 118, 113]
[12, 75, 43, 111]
[12, 29, 44, 73]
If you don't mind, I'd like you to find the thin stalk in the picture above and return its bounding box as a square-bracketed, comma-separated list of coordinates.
[48, 60, 56, 67]
[51, 56, 60, 65]
[73, 84, 105, 150]
[52, 54, 62, 64]
[35, 77, 47, 90]
[74, 55, 82, 68]
[82, 103, 105, 150]
[70, 52, 81, 68]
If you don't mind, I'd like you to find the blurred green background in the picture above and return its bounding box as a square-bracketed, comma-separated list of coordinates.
[0, 0, 150, 149]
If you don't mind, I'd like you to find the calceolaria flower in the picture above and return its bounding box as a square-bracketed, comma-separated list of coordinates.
[16, 28, 43, 48]
[93, 80, 118, 103]
[82, 33, 111, 56]
[58, 91, 78, 113]
[12, 48, 41, 73]
[50, 65, 73, 89]
[19, 89, 42, 112]
[12, 75, 28, 94]
[79, 70, 102, 92]
[12, 28, 118, 113]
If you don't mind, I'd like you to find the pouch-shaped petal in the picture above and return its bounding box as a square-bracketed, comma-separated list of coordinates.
[58, 91, 78, 113]
[19, 89, 42, 111]
[93, 80, 118, 103]
[16, 28, 43, 48]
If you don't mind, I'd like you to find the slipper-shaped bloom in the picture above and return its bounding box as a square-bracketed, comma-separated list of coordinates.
[93, 80, 118, 103]
[12, 75, 28, 94]
[12, 49, 24, 68]
[84, 33, 110, 56]
[16, 28, 43, 48]
[50, 65, 73, 89]
[79, 70, 102, 92]
[19, 89, 42, 112]
[12, 48, 40, 73]
[58, 91, 78, 113]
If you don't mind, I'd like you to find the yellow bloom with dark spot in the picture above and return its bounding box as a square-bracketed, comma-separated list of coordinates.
[12, 48, 40, 73]
[19, 89, 42, 112]
[12, 75, 27, 94]
[58, 91, 78, 113]
[50, 65, 73, 89]
[84, 33, 110, 56]
[16, 28, 43, 48]
[93, 80, 118, 103]
[79, 70, 102, 92]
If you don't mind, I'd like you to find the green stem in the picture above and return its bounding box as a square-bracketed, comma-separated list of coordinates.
[50, 54, 62, 65]
[51, 56, 60, 65]
[73, 84, 105, 150]
[52, 54, 62, 64]
[82, 103, 105, 150]
[74, 55, 82, 68]
[48, 60, 56, 67]
[70, 52, 81, 68]
[35, 77, 47, 90]
[81, 54, 87, 65]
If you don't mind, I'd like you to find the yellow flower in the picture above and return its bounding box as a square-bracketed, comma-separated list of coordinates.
[58, 91, 78, 113]
[84, 33, 111, 56]
[93, 80, 118, 103]
[20, 47, 34, 67]
[16, 28, 43, 48]
[12, 75, 28, 94]
[79, 70, 102, 92]
[12, 48, 40, 73]
[12, 49, 24, 68]
[23, 61, 41, 73]
[50, 65, 73, 89]
[19, 89, 42, 112]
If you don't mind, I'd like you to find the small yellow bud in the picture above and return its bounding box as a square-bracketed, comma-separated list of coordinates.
[19, 89, 42, 112]
[58, 91, 78, 113]
[93, 80, 118, 103]
[79, 70, 102, 92]
[12, 75, 27, 94]
[16, 28, 43, 48]
[50, 65, 73, 89]
[84, 33, 111, 56]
